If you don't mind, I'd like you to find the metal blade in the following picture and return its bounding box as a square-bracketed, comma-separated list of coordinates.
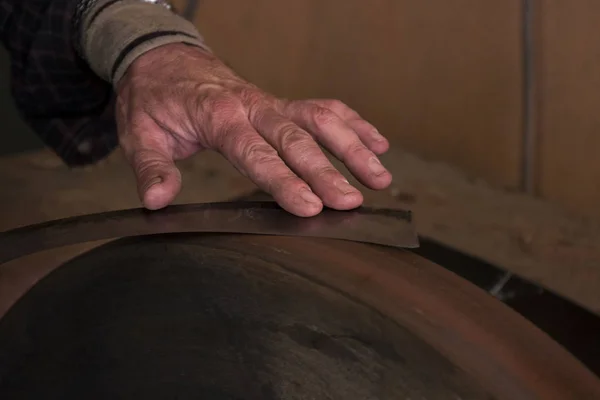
[0, 201, 418, 264]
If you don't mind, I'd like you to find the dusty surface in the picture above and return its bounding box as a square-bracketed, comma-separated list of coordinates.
[352, 151, 600, 316]
[0, 148, 255, 229]
[0, 147, 599, 316]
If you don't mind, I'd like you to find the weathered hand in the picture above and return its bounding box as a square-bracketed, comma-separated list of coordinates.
[116, 43, 391, 217]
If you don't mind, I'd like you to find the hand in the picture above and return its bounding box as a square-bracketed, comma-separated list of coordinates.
[116, 43, 392, 217]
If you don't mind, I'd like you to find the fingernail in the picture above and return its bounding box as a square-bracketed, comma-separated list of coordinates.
[335, 179, 358, 195]
[301, 188, 321, 204]
[143, 176, 163, 192]
[368, 157, 387, 176]
[373, 129, 385, 141]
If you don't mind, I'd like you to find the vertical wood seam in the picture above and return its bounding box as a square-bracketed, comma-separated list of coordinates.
[182, 0, 200, 21]
[522, 0, 536, 194]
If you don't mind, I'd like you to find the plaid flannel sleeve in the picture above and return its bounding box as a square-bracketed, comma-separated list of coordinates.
[0, 0, 118, 166]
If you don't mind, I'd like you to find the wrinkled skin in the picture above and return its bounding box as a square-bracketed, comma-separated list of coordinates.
[116, 43, 392, 217]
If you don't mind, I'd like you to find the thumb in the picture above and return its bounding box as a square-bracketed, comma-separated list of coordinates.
[129, 148, 182, 210]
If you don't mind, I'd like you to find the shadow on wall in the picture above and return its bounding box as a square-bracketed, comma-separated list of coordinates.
[0, 47, 43, 157]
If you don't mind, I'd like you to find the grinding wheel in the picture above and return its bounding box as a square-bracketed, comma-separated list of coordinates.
[0, 233, 598, 399]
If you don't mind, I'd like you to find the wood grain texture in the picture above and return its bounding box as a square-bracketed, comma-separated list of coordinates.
[534, 1, 600, 218]
[192, 0, 524, 188]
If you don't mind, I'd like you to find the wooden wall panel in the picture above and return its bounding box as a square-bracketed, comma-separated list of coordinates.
[189, 0, 524, 188]
[534, 1, 600, 218]
[171, 0, 186, 9]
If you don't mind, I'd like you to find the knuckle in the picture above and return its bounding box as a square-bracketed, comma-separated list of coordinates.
[235, 86, 264, 104]
[132, 150, 169, 176]
[271, 174, 305, 193]
[312, 165, 341, 180]
[281, 99, 301, 116]
[217, 125, 241, 155]
[344, 141, 370, 158]
[235, 87, 274, 117]
[322, 99, 346, 113]
[247, 147, 279, 167]
[206, 93, 241, 115]
[248, 105, 270, 128]
[312, 106, 338, 126]
[199, 92, 243, 130]
[278, 126, 313, 154]
[215, 117, 248, 150]
[235, 135, 276, 164]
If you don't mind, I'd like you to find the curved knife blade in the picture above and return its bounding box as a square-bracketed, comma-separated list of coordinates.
[0, 201, 418, 265]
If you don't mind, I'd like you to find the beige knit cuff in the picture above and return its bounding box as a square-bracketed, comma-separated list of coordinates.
[80, 0, 211, 86]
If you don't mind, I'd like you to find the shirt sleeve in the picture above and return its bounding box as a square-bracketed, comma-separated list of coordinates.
[0, 0, 118, 166]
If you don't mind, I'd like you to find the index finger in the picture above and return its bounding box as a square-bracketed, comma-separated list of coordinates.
[217, 117, 324, 217]
[251, 107, 364, 211]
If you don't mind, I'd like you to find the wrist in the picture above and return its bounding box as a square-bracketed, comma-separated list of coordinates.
[120, 42, 212, 83]
[78, 0, 211, 86]
[119, 43, 237, 96]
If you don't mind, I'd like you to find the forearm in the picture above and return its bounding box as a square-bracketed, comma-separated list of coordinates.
[1, 0, 116, 165]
